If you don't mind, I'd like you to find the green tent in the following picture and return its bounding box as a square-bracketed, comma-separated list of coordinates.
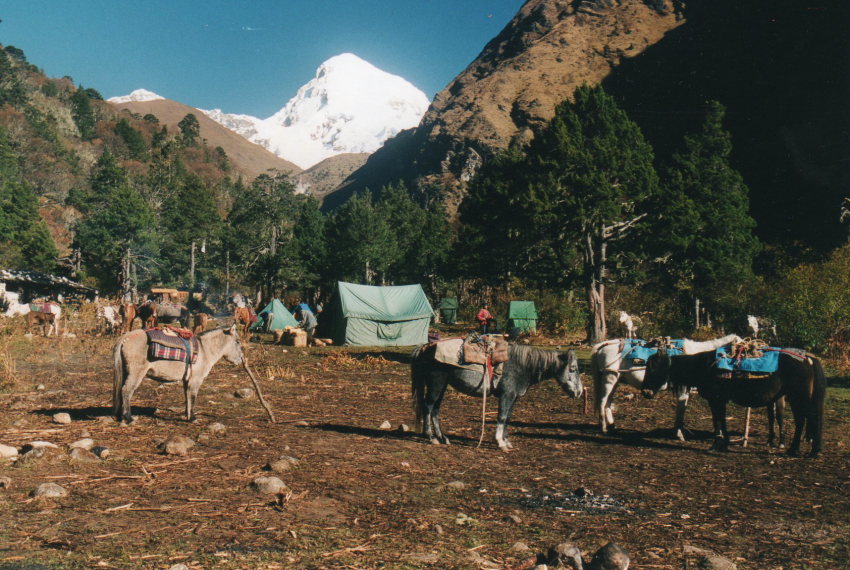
[507, 300, 538, 333]
[250, 298, 299, 332]
[438, 297, 458, 324]
[328, 282, 434, 346]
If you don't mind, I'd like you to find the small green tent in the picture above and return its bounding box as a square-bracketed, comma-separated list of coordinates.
[438, 297, 458, 324]
[250, 298, 299, 332]
[507, 300, 538, 333]
[328, 282, 434, 346]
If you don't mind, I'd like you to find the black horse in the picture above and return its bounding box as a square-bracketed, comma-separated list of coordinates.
[641, 347, 825, 457]
[411, 343, 583, 450]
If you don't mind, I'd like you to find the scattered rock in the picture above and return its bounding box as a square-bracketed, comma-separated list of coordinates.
[79, 430, 91, 438]
[534, 565, 550, 570]
[398, 423, 411, 432]
[69, 438, 94, 450]
[265, 455, 300, 473]
[35, 384, 45, 391]
[167, 564, 190, 570]
[294, 420, 310, 427]
[158, 435, 195, 456]
[0, 444, 18, 459]
[588, 542, 629, 570]
[69, 447, 100, 463]
[547, 542, 584, 570]
[16, 446, 47, 465]
[234, 388, 255, 399]
[444, 480, 466, 491]
[96, 416, 114, 424]
[207, 422, 227, 436]
[52, 412, 72, 425]
[0, 476, 11, 489]
[684, 545, 714, 557]
[434, 524, 444, 536]
[512, 541, 531, 552]
[698, 555, 737, 570]
[506, 513, 523, 524]
[92, 446, 110, 459]
[454, 512, 475, 525]
[27, 441, 59, 450]
[251, 476, 290, 495]
[573, 487, 593, 498]
[379, 420, 392, 430]
[32, 482, 68, 498]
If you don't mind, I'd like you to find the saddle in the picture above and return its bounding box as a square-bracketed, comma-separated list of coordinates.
[432, 334, 509, 389]
[147, 327, 199, 365]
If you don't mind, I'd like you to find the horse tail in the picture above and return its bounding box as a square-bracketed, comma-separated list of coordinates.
[411, 345, 427, 432]
[590, 346, 604, 413]
[112, 335, 126, 419]
[808, 356, 826, 453]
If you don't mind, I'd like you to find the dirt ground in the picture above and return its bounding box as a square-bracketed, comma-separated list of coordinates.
[0, 330, 849, 570]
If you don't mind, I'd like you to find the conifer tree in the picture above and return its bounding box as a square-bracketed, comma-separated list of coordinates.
[327, 191, 397, 284]
[661, 101, 759, 314]
[70, 86, 96, 141]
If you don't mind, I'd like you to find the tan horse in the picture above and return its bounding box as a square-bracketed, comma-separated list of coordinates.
[234, 306, 255, 336]
[119, 303, 136, 333]
[192, 313, 210, 334]
[112, 325, 243, 424]
[27, 311, 56, 336]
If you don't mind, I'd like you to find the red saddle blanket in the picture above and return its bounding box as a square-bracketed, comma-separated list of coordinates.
[147, 327, 199, 364]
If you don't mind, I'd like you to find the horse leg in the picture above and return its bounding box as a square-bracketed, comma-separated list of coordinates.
[597, 374, 618, 434]
[425, 374, 450, 445]
[707, 399, 729, 452]
[184, 376, 202, 422]
[768, 398, 786, 449]
[673, 384, 691, 441]
[120, 367, 148, 425]
[495, 392, 518, 451]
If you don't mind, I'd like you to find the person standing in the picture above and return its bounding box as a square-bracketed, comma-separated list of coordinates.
[477, 304, 495, 334]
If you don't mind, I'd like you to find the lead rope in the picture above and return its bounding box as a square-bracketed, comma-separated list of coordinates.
[476, 355, 492, 448]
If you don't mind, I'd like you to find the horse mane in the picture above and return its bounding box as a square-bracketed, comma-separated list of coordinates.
[509, 343, 561, 373]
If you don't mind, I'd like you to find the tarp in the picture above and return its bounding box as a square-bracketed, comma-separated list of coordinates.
[507, 301, 538, 333]
[714, 346, 780, 373]
[622, 339, 684, 362]
[439, 297, 458, 324]
[251, 299, 299, 332]
[328, 282, 434, 346]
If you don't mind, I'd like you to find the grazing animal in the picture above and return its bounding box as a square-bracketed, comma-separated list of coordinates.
[618, 311, 638, 339]
[234, 306, 256, 336]
[411, 343, 583, 450]
[97, 305, 122, 335]
[591, 334, 741, 439]
[119, 303, 137, 333]
[27, 310, 56, 336]
[136, 302, 158, 329]
[112, 325, 243, 424]
[1, 289, 31, 318]
[192, 313, 210, 334]
[642, 347, 825, 456]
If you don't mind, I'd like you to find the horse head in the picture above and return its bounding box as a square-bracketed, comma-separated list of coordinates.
[555, 350, 583, 398]
[642, 347, 672, 399]
[222, 324, 244, 366]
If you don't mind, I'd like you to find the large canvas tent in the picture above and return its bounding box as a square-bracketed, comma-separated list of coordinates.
[251, 298, 299, 332]
[327, 282, 434, 346]
[507, 301, 538, 333]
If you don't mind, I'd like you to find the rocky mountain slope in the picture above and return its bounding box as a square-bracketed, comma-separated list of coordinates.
[325, 0, 683, 211]
[201, 53, 430, 170]
[108, 92, 301, 179]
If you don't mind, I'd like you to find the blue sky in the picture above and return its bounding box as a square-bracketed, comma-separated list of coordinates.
[0, 1, 525, 117]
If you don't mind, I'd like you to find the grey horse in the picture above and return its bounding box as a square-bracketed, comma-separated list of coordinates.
[411, 343, 583, 450]
[112, 325, 243, 424]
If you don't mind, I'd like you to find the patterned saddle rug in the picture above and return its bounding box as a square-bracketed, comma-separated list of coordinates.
[147, 327, 199, 364]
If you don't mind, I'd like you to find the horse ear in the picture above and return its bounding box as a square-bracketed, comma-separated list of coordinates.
[226, 324, 237, 335]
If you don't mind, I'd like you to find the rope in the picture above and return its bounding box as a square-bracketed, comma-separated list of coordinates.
[476, 359, 490, 448]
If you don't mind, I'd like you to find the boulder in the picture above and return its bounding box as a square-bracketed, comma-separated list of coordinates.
[52, 412, 72, 425]
[698, 555, 737, 570]
[547, 542, 584, 570]
[69, 438, 94, 450]
[92, 446, 110, 459]
[207, 422, 227, 436]
[0, 444, 18, 459]
[265, 456, 300, 473]
[69, 447, 100, 463]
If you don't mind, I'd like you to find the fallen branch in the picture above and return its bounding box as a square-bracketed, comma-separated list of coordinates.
[242, 353, 276, 423]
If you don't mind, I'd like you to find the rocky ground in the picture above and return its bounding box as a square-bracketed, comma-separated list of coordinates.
[0, 331, 848, 570]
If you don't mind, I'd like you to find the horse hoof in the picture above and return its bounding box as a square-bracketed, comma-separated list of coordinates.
[430, 438, 441, 446]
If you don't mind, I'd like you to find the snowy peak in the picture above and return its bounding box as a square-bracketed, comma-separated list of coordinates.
[207, 53, 431, 169]
[107, 89, 164, 104]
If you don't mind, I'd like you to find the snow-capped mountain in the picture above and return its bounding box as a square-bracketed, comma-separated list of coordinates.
[107, 89, 164, 104]
[201, 53, 430, 169]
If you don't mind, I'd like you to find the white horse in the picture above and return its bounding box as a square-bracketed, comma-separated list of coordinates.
[618, 311, 638, 338]
[591, 333, 742, 439]
[96, 304, 122, 335]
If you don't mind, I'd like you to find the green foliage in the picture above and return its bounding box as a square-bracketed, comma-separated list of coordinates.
[113, 118, 147, 160]
[0, 128, 58, 271]
[40, 80, 59, 98]
[0, 50, 27, 107]
[291, 196, 327, 291]
[143, 114, 159, 124]
[178, 113, 200, 147]
[70, 86, 96, 141]
[72, 151, 158, 288]
[658, 101, 760, 310]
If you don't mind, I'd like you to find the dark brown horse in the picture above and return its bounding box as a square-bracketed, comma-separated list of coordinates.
[135, 302, 158, 329]
[192, 313, 210, 334]
[642, 347, 825, 457]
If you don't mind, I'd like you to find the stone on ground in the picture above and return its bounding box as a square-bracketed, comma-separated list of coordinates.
[588, 542, 629, 570]
[69, 447, 100, 463]
[547, 542, 584, 570]
[207, 422, 227, 436]
[0, 444, 18, 459]
[234, 388, 255, 399]
[0, 476, 11, 489]
[92, 446, 110, 459]
[266, 455, 300, 473]
[444, 480, 466, 491]
[698, 555, 737, 570]
[379, 420, 392, 430]
[251, 476, 290, 495]
[69, 438, 94, 450]
[159, 435, 195, 456]
[32, 482, 68, 498]
[52, 413, 72, 425]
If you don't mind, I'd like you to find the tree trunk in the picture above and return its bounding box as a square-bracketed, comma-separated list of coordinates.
[583, 227, 607, 344]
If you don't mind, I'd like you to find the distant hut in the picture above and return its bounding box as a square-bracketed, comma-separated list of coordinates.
[0, 269, 97, 304]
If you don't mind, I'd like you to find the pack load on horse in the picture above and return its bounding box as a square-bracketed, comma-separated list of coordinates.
[112, 325, 242, 424]
[642, 338, 825, 457]
[412, 334, 583, 450]
[591, 334, 741, 439]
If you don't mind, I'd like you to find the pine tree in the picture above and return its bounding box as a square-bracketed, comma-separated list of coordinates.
[662, 101, 759, 314]
[178, 113, 200, 147]
[327, 191, 397, 284]
[70, 86, 96, 141]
